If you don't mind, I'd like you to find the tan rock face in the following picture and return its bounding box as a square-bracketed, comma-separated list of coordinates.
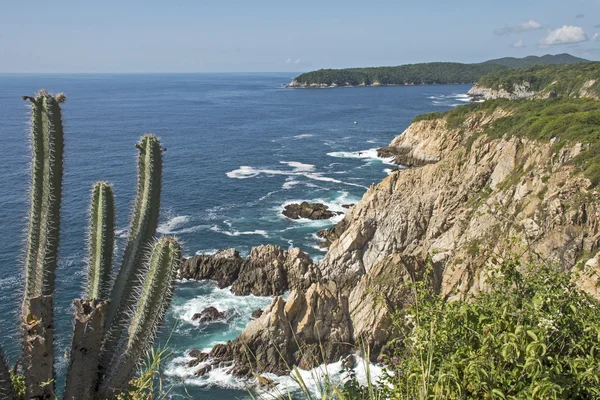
[231, 244, 317, 296]
[230, 108, 600, 372]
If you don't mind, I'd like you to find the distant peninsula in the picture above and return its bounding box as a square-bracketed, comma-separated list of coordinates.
[287, 53, 589, 88]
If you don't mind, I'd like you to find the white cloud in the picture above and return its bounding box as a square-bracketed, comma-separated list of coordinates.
[294, 58, 301, 64]
[594, 32, 600, 41]
[540, 25, 588, 46]
[285, 58, 292, 64]
[494, 19, 543, 35]
[511, 39, 525, 48]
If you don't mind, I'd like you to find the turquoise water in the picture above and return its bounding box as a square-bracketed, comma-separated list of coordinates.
[0, 73, 470, 398]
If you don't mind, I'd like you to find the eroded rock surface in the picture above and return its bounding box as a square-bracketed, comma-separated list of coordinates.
[282, 201, 343, 220]
[179, 248, 243, 287]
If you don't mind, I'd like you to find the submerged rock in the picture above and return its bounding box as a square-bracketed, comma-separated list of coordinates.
[282, 202, 342, 220]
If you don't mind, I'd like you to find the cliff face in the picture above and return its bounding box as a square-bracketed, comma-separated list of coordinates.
[218, 108, 600, 374]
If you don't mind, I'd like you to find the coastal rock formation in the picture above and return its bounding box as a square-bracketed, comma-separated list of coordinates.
[220, 104, 600, 375]
[467, 83, 536, 101]
[232, 245, 317, 296]
[180, 245, 318, 296]
[179, 248, 243, 287]
[209, 282, 353, 376]
[191, 306, 227, 323]
[282, 202, 343, 220]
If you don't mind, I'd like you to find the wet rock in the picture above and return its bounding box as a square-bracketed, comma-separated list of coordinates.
[213, 282, 353, 376]
[341, 204, 355, 209]
[282, 202, 342, 220]
[194, 365, 212, 377]
[341, 354, 356, 370]
[191, 306, 227, 323]
[179, 248, 243, 287]
[251, 309, 263, 319]
[257, 375, 278, 388]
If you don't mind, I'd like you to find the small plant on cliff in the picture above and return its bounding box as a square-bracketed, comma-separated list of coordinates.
[0, 91, 182, 399]
[380, 257, 600, 399]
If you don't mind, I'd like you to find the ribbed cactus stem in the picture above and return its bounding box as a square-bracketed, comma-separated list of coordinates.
[99, 237, 180, 397]
[23, 90, 65, 303]
[101, 134, 163, 369]
[0, 346, 15, 400]
[86, 182, 115, 300]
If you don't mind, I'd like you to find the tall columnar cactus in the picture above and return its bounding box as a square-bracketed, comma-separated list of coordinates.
[20, 90, 65, 399]
[86, 182, 115, 300]
[101, 134, 163, 370]
[98, 237, 181, 397]
[22, 90, 65, 303]
[9, 91, 181, 399]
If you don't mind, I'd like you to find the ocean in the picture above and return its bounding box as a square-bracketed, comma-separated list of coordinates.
[0, 73, 470, 398]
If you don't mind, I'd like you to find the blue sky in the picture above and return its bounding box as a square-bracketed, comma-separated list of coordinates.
[1, 0, 599, 72]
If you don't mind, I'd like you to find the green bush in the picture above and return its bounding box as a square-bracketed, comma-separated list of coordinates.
[380, 259, 600, 399]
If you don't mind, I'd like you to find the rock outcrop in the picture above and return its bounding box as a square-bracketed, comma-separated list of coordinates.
[467, 83, 537, 101]
[180, 245, 318, 296]
[282, 202, 342, 220]
[191, 306, 228, 323]
[208, 282, 353, 376]
[179, 248, 243, 287]
[232, 245, 318, 296]
[219, 105, 600, 374]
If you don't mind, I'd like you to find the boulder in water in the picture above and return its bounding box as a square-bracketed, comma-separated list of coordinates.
[282, 202, 342, 220]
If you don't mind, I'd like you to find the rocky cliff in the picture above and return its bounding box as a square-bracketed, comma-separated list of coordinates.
[188, 100, 600, 378]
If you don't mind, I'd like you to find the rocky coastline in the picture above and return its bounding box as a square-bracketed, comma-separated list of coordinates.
[178, 100, 600, 382]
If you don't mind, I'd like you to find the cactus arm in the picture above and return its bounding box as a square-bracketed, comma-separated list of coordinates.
[104, 134, 162, 331]
[86, 182, 115, 300]
[100, 135, 163, 376]
[98, 237, 180, 397]
[63, 299, 108, 400]
[0, 346, 15, 400]
[23, 91, 65, 301]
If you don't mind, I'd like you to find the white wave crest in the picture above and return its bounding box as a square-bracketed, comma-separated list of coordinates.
[327, 148, 395, 165]
[210, 225, 269, 238]
[293, 134, 314, 139]
[226, 161, 367, 189]
[157, 215, 189, 234]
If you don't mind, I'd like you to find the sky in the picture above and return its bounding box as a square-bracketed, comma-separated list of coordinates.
[1, 0, 600, 73]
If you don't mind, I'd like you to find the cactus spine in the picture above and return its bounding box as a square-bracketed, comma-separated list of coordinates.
[86, 182, 115, 300]
[101, 134, 163, 370]
[99, 237, 181, 396]
[22, 90, 65, 302]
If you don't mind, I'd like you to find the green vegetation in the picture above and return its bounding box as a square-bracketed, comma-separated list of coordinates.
[413, 96, 600, 186]
[380, 259, 600, 399]
[476, 62, 600, 98]
[292, 63, 507, 86]
[0, 90, 181, 399]
[481, 53, 589, 69]
[260, 259, 600, 399]
[291, 54, 589, 87]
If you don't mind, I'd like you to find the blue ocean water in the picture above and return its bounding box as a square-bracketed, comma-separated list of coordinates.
[0, 73, 470, 398]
